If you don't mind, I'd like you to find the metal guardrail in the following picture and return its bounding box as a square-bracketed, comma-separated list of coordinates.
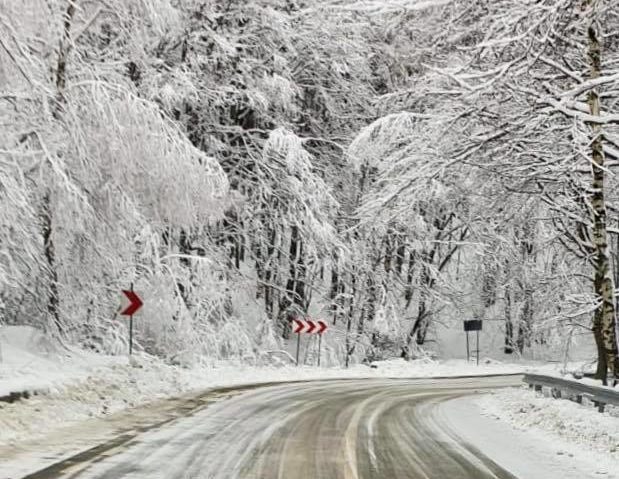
[524, 373, 619, 413]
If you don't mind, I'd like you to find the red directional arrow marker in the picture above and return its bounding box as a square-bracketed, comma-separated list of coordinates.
[306, 320, 317, 334]
[293, 318, 306, 334]
[317, 320, 328, 334]
[121, 290, 143, 316]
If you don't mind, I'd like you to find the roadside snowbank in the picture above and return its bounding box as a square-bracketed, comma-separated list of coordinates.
[441, 394, 618, 479]
[0, 325, 117, 398]
[0, 357, 523, 446]
[0, 325, 524, 448]
[477, 386, 619, 460]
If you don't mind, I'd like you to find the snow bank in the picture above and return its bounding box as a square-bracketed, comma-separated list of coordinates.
[0, 326, 524, 448]
[0, 356, 523, 446]
[361, 357, 524, 377]
[441, 395, 618, 479]
[477, 386, 619, 460]
[0, 326, 121, 398]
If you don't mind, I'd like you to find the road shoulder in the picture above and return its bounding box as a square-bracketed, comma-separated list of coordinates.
[437, 392, 617, 479]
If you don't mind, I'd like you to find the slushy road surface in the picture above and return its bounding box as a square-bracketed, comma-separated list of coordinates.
[25, 376, 522, 479]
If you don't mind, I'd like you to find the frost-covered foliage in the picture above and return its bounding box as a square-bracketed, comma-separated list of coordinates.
[1, 0, 617, 371]
[0, 0, 231, 359]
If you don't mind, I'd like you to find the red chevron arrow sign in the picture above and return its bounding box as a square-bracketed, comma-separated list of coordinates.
[292, 318, 329, 367]
[293, 318, 305, 334]
[121, 290, 143, 316]
[121, 286, 143, 356]
[306, 320, 317, 334]
[292, 318, 328, 334]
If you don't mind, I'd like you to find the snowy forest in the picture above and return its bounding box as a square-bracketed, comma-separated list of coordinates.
[1, 0, 619, 383]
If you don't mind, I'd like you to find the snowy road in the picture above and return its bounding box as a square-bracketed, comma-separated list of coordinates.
[18, 376, 529, 479]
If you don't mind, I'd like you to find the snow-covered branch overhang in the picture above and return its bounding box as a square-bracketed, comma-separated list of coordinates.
[560, 72, 619, 99]
[539, 96, 619, 124]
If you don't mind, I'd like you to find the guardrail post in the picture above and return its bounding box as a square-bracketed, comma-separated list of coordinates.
[593, 401, 606, 413]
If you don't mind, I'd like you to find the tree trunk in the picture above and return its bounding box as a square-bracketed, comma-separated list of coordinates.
[53, 0, 76, 116]
[177, 228, 192, 312]
[593, 320, 608, 379]
[395, 240, 406, 276]
[415, 299, 429, 345]
[42, 192, 61, 333]
[41, 0, 77, 334]
[504, 283, 514, 354]
[413, 263, 431, 345]
[384, 232, 393, 276]
[264, 227, 277, 317]
[329, 252, 339, 323]
[404, 251, 416, 308]
[278, 225, 306, 338]
[363, 274, 377, 325]
[345, 271, 357, 367]
[516, 286, 533, 354]
[254, 237, 264, 300]
[613, 220, 619, 315]
[401, 263, 431, 358]
[586, 1, 618, 384]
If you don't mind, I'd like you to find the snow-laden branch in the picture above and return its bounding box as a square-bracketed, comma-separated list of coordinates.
[539, 96, 619, 124]
[560, 72, 619, 98]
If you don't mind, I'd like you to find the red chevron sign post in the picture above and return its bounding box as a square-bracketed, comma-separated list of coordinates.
[121, 284, 143, 355]
[292, 318, 328, 366]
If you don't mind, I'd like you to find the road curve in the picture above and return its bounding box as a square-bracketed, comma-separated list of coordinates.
[26, 376, 521, 479]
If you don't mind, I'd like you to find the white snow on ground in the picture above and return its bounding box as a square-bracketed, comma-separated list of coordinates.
[0, 326, 118, 398]
[440, 394, 618, 479]
[478, 386, 619, 456]
[4, 324, 615, 479]
[469, 386, 619, 477]
[0, 326, 523, 450]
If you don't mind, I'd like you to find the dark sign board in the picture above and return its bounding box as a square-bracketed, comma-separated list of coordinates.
[463, 319, 482, 332]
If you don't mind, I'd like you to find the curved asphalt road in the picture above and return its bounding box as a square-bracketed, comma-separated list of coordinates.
[26, 376, 521, 479]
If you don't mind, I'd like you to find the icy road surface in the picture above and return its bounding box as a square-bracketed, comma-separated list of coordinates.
[18, 376, 592, 479]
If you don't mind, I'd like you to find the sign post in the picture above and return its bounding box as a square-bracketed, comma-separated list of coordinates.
[121, 285, 143, 355]
[296, 331, 301, 365]
[317, 320, 327, 366]
[463, 319, 482, 365]
[465, 329, 470, 362]
[292, 318, 328, 366]
[476, 328, 480, 366]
